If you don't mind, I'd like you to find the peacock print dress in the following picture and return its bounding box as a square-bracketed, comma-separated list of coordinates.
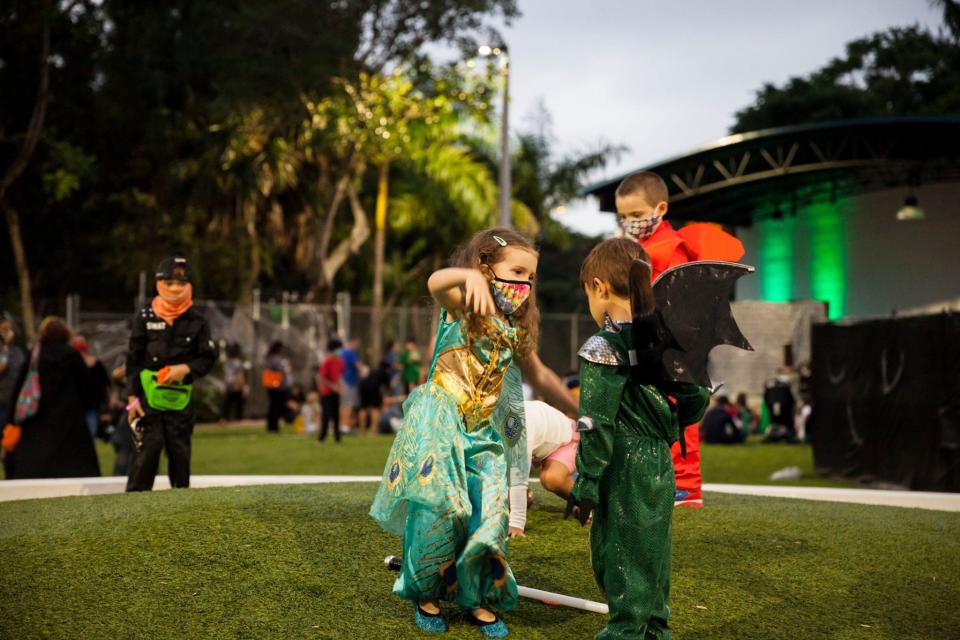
[370, 310, 528, 610]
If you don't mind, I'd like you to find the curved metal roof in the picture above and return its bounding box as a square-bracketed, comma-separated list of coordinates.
[581, 116, 960, 226]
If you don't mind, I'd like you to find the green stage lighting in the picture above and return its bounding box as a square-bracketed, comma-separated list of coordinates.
[759, 216, 795, 303]
[808, 202, 846, 320]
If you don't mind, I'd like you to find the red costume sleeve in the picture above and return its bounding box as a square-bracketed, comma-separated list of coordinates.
[676, 223, 744, 263]
[642, 222, 692, 280]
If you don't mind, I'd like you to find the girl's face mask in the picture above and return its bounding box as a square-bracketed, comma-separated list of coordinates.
[490, 276, 531, 315]
[620, 214, 662, 242]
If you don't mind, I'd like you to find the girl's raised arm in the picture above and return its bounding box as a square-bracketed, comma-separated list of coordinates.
[427, 268, 496, 317]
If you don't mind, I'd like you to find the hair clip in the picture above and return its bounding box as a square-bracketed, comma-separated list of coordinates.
[492, 235, 508, 247]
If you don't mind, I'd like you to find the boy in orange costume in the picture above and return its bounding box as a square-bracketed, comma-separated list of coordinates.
[614, 171, 743, 507]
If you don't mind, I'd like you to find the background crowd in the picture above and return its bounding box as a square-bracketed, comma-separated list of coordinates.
[0, 311, 437, 480]
[1, 305, 815, 482]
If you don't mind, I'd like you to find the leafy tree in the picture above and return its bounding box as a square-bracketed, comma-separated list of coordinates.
[732, 1, 960, 133]
[0, 0, 521, 321]
[383, 103, 623, 316]
[480, 106, 624, 312]
[1, 0, 109, 334]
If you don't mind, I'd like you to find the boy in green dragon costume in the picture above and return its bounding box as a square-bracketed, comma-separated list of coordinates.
[566, 238, 722, 640]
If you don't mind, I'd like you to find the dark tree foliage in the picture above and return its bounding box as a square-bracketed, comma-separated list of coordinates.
[731, 1, 960, 133]
[0, 0, 517, 312]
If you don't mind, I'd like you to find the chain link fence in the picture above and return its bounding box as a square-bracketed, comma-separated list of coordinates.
[61, 294, 823, 420]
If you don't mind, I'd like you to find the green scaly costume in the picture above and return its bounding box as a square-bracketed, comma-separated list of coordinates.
[572, 320, 709, 640]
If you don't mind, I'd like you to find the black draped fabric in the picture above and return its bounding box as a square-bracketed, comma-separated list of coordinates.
[13, 344, 100, 479]
[810, 313, 960, 492]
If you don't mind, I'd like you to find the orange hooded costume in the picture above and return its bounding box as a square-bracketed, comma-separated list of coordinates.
[644, 220, 744, 281]
[643, 220, 744, 507]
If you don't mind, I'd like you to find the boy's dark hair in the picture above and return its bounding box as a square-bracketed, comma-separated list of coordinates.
[615, 171, 669, 206]
[580, 238, 655, 320]
[580, 239, 650, 297]
[327, 338, 342, 352]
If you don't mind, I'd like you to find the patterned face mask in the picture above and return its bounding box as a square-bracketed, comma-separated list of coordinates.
[490, 277, 531, 315]
[620, 214, 662, 242]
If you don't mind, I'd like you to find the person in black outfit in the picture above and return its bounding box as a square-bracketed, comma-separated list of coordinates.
[71, 334, 111, 439]
[285, 383, 306, 424]
[109, 358, 135, 477]
[8, 317, 100, 479]
[125, 255, 217, 491]
[220, 342, 247, 422]
[763, 367, 797, 443]
[263, 341, 291, 433]
[357, 361, 391, 435]
[700, 395, 746, 444]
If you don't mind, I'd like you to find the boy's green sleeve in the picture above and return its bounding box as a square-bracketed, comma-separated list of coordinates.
[672, 383, 710, 426]
[571, 360, 626, 505]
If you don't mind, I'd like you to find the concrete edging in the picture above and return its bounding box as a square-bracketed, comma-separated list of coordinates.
[2, 476, 958, 511]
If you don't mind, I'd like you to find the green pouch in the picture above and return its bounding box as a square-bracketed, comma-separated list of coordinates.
[140, 369, 192, 411]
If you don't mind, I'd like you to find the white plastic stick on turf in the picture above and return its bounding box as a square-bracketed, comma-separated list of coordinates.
[384, 556, 609, 615]
[517, 585, 609, 614]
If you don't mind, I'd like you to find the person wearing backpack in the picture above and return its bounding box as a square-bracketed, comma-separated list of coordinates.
[5, 316, 100, 479]
[263, 341, 292, 433]
[125, 255, 218, 491]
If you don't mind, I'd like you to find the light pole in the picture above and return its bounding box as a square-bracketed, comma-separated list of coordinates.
[479, 44, 511, 228]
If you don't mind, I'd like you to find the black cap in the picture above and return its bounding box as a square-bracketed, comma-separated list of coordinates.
[155, 255, 193, 283]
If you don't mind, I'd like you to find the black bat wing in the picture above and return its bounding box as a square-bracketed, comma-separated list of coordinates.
[652, 261, 755, 387]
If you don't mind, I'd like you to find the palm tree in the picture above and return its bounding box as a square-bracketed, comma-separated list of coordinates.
[171, 106, 302, 300]
[333, 68, 532, 360]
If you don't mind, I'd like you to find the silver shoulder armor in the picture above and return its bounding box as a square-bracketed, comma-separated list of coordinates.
[578, 335, 626, 366]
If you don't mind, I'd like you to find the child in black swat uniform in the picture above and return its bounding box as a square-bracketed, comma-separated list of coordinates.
[125, 255, 217, 491]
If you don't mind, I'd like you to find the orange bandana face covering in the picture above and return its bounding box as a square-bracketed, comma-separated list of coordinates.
[152, 282, 193, 325]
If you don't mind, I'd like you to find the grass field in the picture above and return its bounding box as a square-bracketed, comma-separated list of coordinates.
[94, 425, 854, 487]
[2, 482, 958, 639]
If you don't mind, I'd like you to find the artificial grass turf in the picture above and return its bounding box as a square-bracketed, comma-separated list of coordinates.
[93, 425, 397, 477]
[2, 484, 958, 640]
[94, 427, 855, 488]
[698, 436, 850, 487]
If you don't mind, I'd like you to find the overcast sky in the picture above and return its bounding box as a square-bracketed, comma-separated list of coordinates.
[492, 0, 944, 235]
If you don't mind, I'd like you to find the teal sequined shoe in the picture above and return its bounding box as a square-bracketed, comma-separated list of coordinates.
[413, 602, 447, 633]
[466, 611, 508, 638]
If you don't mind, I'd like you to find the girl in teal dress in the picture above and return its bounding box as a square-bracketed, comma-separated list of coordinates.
[370, 228, 542, 638]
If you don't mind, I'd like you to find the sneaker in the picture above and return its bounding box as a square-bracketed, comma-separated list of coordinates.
[466, 610, 508, 638]
[413, 602, 447, 633]
[674, 488, 703, 508]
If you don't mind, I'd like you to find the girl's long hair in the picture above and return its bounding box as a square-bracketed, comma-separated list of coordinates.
[37, 316, 72, 346]
[449, 227, 540, 358]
